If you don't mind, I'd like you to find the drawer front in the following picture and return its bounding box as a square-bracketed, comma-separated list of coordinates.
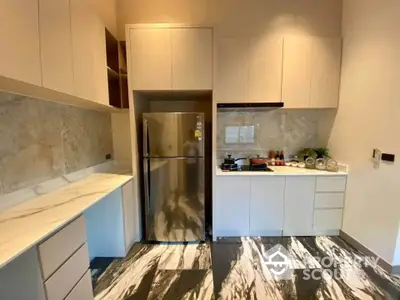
[316, 176, 346, 192]
[39, 215, 86, 280]
[313, 209, 343, 230]
[314, 193, 345, 208]
[45, 243, 89, 300]
[65, 270, 93, 300]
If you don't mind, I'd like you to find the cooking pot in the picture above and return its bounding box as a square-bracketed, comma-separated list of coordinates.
[223, 155, 246, 165]
[249, 155, 268, 165]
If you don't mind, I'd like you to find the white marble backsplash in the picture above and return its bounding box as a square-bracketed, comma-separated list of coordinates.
[0, 91, 114, 199]
[217, 109, 336, 159]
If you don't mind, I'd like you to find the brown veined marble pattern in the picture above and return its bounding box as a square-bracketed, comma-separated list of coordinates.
[0, 91, 113, 195]
[60, 105, 113, 173]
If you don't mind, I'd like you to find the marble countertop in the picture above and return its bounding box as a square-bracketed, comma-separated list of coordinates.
[216, 165, 348, 176]
[0, 172, 133, 269]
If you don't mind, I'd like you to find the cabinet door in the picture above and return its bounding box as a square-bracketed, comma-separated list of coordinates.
[0, 0, 41, 86]
[70, 0, 95, 101]
[310, 38, 342, 108]
[282, 37, 312, 108]
[248, 37, 283, 102]
[91, 15, 109, 105]
[313, 209, 343, 232]
[39, 0, 74, 94]
[283, 176, 315, 236]
[214, 37, 248, 103]
[129, 28, 172, 90]
[122, 181, 136, 252]
[65, 271, 93, 300]
[250, 177, 285, 236]
[172, 28, 213, 90]
[215, 177, 250, 237]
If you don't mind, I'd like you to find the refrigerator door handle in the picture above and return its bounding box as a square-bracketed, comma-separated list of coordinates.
[143, 159, 150, 215]
[143, 119, 149, 157]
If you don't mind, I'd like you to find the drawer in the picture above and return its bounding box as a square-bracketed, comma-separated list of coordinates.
[313, 209, 343, 231]
[65, 270, 93, 300]
[314, 193, 345, 208]
[316, 176, 346, 192]
[39, 215, 86, 280]
[45, 243, 89, 300]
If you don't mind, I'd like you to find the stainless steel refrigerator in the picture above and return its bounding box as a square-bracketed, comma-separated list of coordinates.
[143, 112, 205, 242]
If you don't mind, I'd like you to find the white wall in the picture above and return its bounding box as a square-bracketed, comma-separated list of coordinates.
[328, 0, 400, 265]
[111, 112, 133, 164]
[116, 0, 342, 39]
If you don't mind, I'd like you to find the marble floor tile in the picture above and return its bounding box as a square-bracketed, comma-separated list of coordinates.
[94, 244, 166, 300]
[212, 238, 284, 299]
[92, 237, 400, 300]
[254, 236, 322, 269]
[303, 236, 400, 300]
[148, 270, 214, 300]
[157, 243, 211, 270]
[90, 257, 115, 287]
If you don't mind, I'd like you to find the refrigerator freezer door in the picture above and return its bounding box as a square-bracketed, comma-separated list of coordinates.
[143, 113, 204, 157]
[144, 157, 205, 242]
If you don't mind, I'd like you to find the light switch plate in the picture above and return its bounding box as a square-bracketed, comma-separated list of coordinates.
[372, 148, 381, 168]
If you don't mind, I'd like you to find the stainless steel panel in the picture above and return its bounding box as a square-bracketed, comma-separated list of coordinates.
[144, 157, 205, 242]
[143, 159, 150, 215]
[143, 113, 204, 157]
[143, 118, 149, 157]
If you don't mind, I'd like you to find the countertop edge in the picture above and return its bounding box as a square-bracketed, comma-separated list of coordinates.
[0, 172, 134, 269]
[215, 167, 348, 176]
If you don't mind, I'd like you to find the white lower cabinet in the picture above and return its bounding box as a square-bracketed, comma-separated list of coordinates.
[0, 247, 46, 300]
[314, 193, 345, 209]
[38, 215, 86, 280]
[249, 177, 285, 236]
[313, 209, 343, 232]
[122, 181, 136, 252]
[283, 176, 316, 236]
[38, 216, 92, 300]
[65, 270, 93, 300]
[215, 176, 250, 237]
[214, 174, 347, 239]
[44, 243, 90, 300]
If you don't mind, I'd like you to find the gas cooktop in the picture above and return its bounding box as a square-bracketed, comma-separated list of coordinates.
[221, 164, 274, 172]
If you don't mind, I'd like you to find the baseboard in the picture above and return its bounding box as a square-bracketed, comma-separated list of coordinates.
[248, 230, 283, 237]
[339, 230, 393, 274]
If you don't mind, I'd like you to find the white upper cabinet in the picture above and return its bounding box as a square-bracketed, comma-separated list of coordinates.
[282, 36, 342, 108]
[70, 0, 96, 101]
[214, 36, 283, 103]
[310, 38, 342, 108]
[129, 28, 172, 90]
[0, 0, 41, 86]
[283, 176, 316, 236]
[91, 14, 109, 105]
[248, 37, 283, 102]
[39, 0, 74, 95]
[250, 177, 285, 236]
[172, 28, 213, 90]
[282, 36, 312, 108]
[129, 27, 213, 91]
[214, 37, 248, 103]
